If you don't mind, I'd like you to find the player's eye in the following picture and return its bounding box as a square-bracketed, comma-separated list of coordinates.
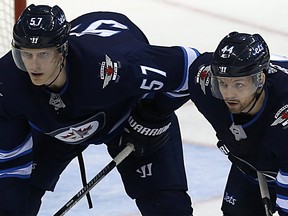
[234, 82, 245, 89]
[21, 51, 33, 59]
[38, 51, 52, 59]
[218, 80, 227, 87]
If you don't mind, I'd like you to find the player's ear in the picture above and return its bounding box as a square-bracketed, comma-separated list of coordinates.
[257, 71, 266, 90]
[260, 72, 266, 87]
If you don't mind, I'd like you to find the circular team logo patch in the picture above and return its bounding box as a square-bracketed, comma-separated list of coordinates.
[46, 112, 106, 144]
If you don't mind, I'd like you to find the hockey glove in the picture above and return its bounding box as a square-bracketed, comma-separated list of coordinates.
[122, 105, 171, 158]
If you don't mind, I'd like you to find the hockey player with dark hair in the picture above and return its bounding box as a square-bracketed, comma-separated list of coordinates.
[0, 4, 199, 215]
[188, 31, 288, 215]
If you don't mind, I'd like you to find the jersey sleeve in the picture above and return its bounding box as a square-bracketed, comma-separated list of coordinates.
[69, 11, 200, 98]
[119, 45, 200, 96]
[265, 66, 288, 214]
[268, 125, 288, 214]
[268, 111, 288, 214]
[0, 53, 34, 213]
[276, 169, 288, 214]
[126, 46, 199, 121]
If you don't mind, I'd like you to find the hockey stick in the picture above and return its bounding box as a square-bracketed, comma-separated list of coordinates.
[53, 143, 134, 216]
[77, 152, 93, 208]
[257, 171, 273, 216]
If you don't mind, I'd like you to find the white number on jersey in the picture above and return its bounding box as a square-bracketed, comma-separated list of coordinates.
[70, 20, 128, 37]
[140, 65, 166, 90]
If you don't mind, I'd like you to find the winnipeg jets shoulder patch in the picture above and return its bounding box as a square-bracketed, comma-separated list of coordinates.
[100, 55, 120, 88]
[271, 104, 288, 128]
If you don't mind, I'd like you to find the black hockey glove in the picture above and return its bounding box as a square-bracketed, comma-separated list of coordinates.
[122, 104, 171, 158]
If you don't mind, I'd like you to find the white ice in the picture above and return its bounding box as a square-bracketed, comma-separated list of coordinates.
[17, 0, 288, 215]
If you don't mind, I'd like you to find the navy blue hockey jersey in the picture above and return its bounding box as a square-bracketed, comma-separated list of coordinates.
[0, 12, 199, 180]
[188, 52, 288, 214]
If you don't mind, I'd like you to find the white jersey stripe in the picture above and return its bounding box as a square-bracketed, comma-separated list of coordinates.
[276, 196, 288, 213]
[0, 162, 32, 178]
[0, 136, 32, 161]
[277, 170, 288, 186]
[174, 46, 199, 92]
